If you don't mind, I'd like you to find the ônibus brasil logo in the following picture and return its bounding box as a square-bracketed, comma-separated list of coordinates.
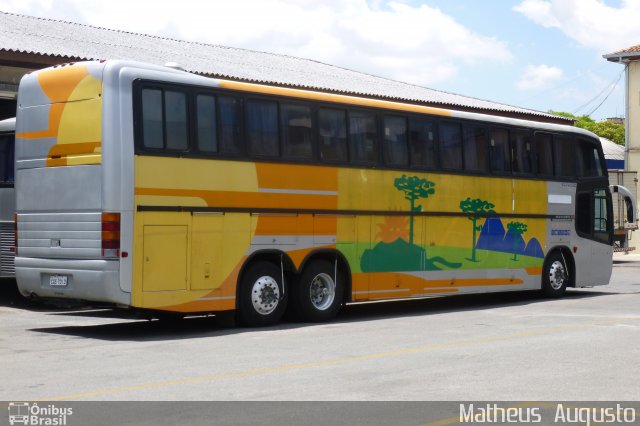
[7, 402, 73, 425]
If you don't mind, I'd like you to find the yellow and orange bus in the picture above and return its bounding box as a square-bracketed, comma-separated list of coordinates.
[15, 60, 616, 326]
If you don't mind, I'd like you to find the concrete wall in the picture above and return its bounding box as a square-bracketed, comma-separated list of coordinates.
[628, 61, 640, 173]
[625, 61, 640, 252]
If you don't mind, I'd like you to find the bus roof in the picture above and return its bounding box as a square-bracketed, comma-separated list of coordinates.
[23, 60, 601, 142]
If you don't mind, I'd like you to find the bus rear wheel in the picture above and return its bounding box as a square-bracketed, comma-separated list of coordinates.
[293, 259, 343, 322]
[238, 261, 287, 327]
[542, 252, 568, 298]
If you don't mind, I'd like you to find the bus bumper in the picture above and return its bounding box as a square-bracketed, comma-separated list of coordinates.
[15, 257, 130, 305]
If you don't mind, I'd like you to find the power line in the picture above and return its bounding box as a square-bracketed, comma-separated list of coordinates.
[573, 67, 625, 116]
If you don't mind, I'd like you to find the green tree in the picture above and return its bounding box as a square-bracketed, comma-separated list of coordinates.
[394, 175, 435, 245]
[459, 197, 495, 262]
[548, 110, 624, 145]
[506, 221, 528, 261]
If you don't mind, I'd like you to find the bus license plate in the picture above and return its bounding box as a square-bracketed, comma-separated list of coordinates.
[49, 275, 68, 287]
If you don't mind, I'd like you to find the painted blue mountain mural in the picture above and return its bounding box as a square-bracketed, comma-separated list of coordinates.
[524, 238, 544, 258]
[476, 217, 544, 258]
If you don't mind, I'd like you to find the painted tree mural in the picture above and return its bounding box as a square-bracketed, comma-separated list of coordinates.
[394, 175, 435, 245]
[459, 197, 495, 262]
[506, 221, 528, 261]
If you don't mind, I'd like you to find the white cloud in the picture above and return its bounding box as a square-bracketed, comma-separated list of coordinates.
[1, 0, 512, 86]
[516, 64, 564, 90]
[514, 0, 640, 53]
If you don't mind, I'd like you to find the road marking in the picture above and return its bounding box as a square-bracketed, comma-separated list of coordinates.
[41, 317, 640, 401]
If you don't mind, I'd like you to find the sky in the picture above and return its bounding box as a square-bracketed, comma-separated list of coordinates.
[3, 0, 640, 120]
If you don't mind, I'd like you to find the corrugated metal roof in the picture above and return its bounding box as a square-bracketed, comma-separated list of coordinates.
[600, 137, 624, 161]
[0, 11, 568, 122]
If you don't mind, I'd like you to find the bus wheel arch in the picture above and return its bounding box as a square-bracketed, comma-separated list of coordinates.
[542, 247, 574, 297]
[292, 250, 349, 322]
[236, 250, 294, 326]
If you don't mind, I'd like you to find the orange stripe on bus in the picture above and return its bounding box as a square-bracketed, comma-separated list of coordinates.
[135, 188, 338, 210]
[45, 141, 102, 166]
[219, 80, 453, 117]
[255, 163, 338, 192]
[16, 103, 65, 140]
[253, 215, 337, 237]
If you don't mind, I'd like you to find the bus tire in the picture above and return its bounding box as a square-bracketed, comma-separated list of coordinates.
[542, 252, 568, 298]
[238, 261, 287, 327]
[294, 259, 343, 322]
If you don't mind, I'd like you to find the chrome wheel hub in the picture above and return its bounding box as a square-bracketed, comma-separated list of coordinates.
[548, 260, 566, 290]
[310, 273, 335, 311]
[251, 275, 280, 315]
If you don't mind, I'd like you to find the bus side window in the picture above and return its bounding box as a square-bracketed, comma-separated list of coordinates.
[165, 90, 188, 151]
[348, 110, 378, 165]
[554, 135, 575, 178]
[490, 127, 510, 174]
[439, 121, 463, 170]
[576, 139, 604, 178]
[318, 108, 348, 163]
[463, 124, 488, 173]
[534, 133, 554, 177]
[281, 103, 313, 160]
[409, 118, 436, 169]
[141, 88, 163, 149]
[511, 129, 532, 174]
[196, 94, 218, 154]
[246, 99, 279, 158]
[218, 96, 241, 155]
[383, 115, 408, 167]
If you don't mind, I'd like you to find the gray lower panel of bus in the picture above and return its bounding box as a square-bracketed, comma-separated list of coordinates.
[15, 257, 129, 305]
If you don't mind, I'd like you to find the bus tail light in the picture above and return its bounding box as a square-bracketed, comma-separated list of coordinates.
[101, 212, 120, 258]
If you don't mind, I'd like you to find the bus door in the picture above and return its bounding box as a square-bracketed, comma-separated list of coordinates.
[575, 182, 613, 286]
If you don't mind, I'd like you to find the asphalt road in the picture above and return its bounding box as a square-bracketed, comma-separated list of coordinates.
[1, 255, 639, 424]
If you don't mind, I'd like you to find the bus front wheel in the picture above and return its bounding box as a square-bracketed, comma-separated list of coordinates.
[542, 252, 568, 298]
[293, 259, 343, 322]
[238, 261, 287, 327]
